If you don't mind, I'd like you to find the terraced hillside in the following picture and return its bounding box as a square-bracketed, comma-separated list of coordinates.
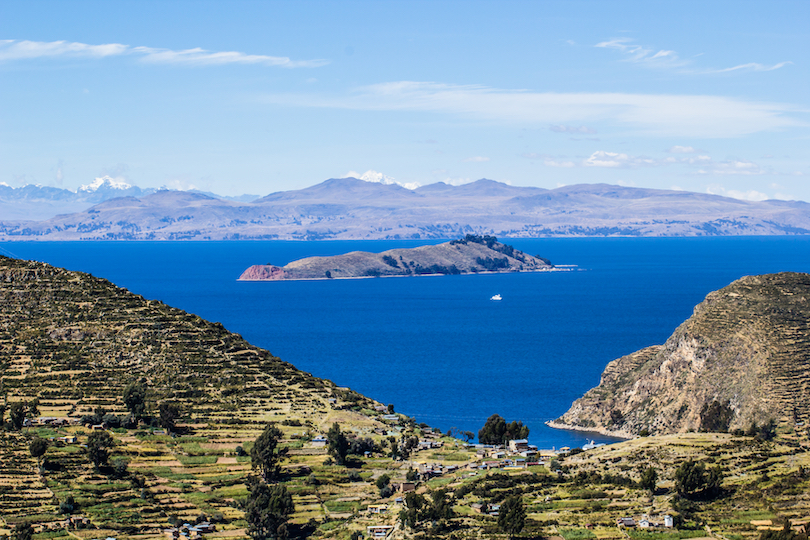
[3, 257, 810, 540]
[0, 255, 402, 535]
[551, 272, 810, 438]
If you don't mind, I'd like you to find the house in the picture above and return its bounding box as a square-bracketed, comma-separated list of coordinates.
[311, 435, 328, 447]
[399, 482, 416, 492]
[639, 519, 651, 528]
[367, 504, 388, 514]
[617, 517, 636, 527]
[366, 525, 394, 538]
[382, 414, 399, 422]
[508, 439, 529, 453]
[57, 435, 78, 444]
[663, 515, 673, 528]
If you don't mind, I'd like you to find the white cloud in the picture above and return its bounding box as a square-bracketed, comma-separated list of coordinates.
[595, 38, 688, 69]
[345, 170, 420, 190]
[596, 37, 791, 75]
[162, 178, 199, 191]
[617, 180, 636, 187]
[464, 156, 490, 162]
[263, 81, 805, 138]
[706, 185, 769, 201]
[709, 62, 792, 74]
[696, 159, 764, 176]
[584, 151, 657, 168]
[543, 159, 576, 168]
[667, 145, 699, 153]
[0, 39, 127, 60]
[550, 124, 597, 134]
[0, 39, 326, 68]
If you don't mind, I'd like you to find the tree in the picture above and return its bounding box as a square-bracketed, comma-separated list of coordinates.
[158, 401, 181, 432]
[9, 402, 28, 431]
[0, 403, 6, 427]
[429, 489, 454, 521]
[12, 522, 33, 540]
[112, 457, 129, 478]
[675, 460, 723, 498]
[244, 477, 294, 540]
[87, 430, 114, 469]
[498, 495, 526, 539]
[639, 466, 658, 493]
[478, 414, 529, 445]
[123, 381, 147, 421]
[58, 494, 76, 515]
[699, 400, 734, 432]
[251, 424, 287, 483]
[29, 437, 48, 468]
[327, 423, 349, 466]
[399, 492, 428, 530]
[675, 460, 705, 495]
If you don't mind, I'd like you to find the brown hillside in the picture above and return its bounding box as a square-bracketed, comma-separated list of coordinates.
[551, 272, 810, 438]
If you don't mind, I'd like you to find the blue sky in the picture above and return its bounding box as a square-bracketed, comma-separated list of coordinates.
[1, 0, 808, 200]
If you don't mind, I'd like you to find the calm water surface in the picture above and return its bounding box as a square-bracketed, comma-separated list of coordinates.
[3, 237, 809, 449]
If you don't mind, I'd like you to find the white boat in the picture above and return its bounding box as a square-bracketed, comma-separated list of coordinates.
[490, 294, 502, 301]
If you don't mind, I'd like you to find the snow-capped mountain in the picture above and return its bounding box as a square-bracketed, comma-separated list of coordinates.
[0, 177, 253, 221]
[78, 176, 134, 193]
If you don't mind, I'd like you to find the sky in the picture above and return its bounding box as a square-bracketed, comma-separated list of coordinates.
[1, 0, 808, 200]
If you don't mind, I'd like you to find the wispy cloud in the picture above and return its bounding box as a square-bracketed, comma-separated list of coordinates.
[595, 38, 688, 69]
[666, 145, 700, 153]
[262, 81, 805, 138]
[0, 39, 327, 68]
[595, 37, 791, 75]
[696, 159, 765, 176]
[463, 156, 490, 162]
[706, 185, 769, 201]
[544, 159, 576, 168]
[708, 61, 792, 74]
[550, 124, 597, 134]
[584, 151, 657, 168]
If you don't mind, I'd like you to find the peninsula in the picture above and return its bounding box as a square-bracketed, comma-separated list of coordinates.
[549, 272, 810, 439]
[238, 235, 554, 281]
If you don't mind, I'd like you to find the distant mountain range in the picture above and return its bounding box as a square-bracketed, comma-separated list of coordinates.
[0, 176, 258, 221]
[1, 177, 809, 240]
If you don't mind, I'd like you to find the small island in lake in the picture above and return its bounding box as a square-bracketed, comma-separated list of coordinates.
[238, 235, 555, 281]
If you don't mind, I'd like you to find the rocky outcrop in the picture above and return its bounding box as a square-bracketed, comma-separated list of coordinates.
[550, 272, 810, 437]
[238, 236, 554, 281]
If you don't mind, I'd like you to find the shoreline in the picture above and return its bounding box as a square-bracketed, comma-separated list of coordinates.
[545, 420, 634, 441]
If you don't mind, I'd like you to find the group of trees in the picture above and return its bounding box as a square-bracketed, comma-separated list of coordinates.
[0, 399, 39, 431]
[675, 460, 723, 498]
[399, 490, 454, 531]
[478, 414, 530, 445]
[247, 423, 294, 539]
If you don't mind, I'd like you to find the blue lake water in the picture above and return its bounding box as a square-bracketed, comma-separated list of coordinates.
[3, 236, 810, 449]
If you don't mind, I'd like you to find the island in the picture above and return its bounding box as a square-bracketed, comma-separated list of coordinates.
[238, 234, 555, 281]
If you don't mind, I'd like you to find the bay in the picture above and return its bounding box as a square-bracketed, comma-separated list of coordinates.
[3, 236, 810, 449]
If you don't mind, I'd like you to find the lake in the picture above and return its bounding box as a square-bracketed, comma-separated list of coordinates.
[3, 236, 809, 449]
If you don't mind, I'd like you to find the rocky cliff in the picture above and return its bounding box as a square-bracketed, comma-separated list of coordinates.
[238, 235, 554, 280]
[550, 272, 810, 437]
